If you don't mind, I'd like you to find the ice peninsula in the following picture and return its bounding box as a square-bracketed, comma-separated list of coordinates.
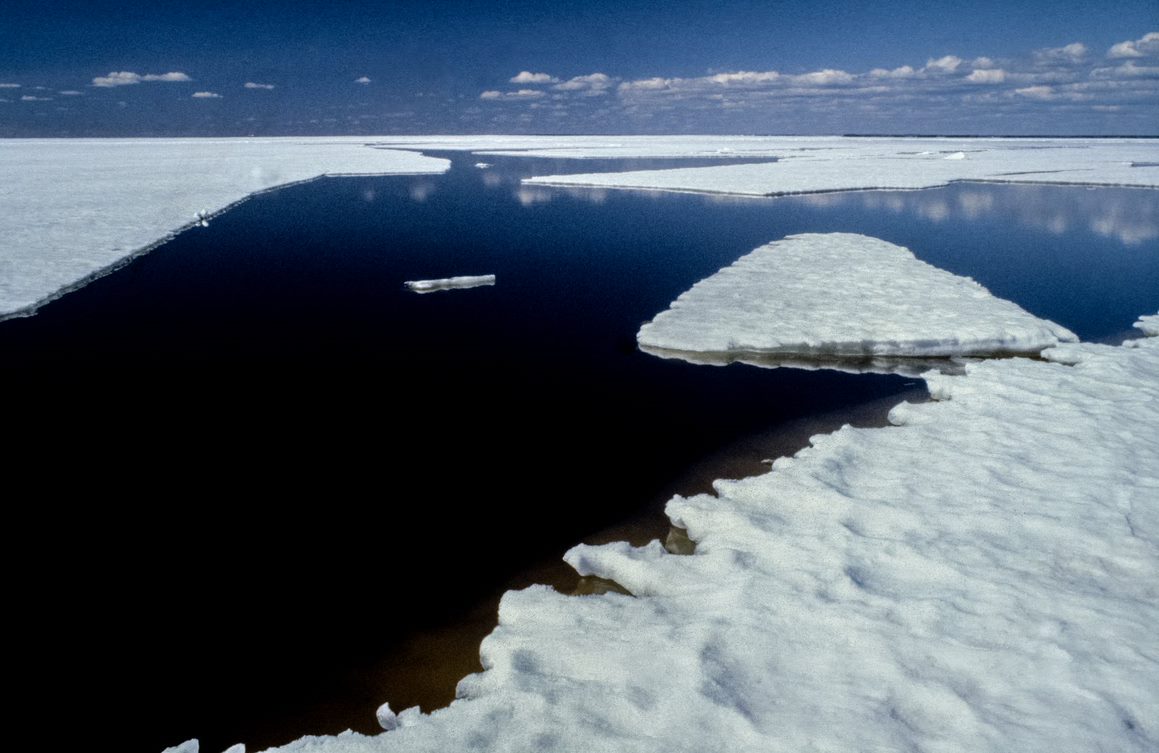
[638, 232, 1077, 361]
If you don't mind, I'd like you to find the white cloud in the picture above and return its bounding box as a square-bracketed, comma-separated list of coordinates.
[482, 36, 1159, 128]
[1093, 61, 1159, 78]
[1014, 85, 1056, 100]
[619, 77, 674, 92]
[144, 72, 192, 83]
[1107, 32, 1159, 59]
[355, 76, 371, 84]
[555, 73, 614, 91]
[480, 89, 545, 101]
[1034, 42, 1088, 64]
[791, 69, 854, 86]
[0, 83, 20, 89]
[709, 71, 781, 86]
[967, 69, 1007, 84]
[925, 55, 963, 73]
[191, 91, 221, 98]
[92, 72, 142, 87]
[510, 71, 557, 84]
[92, 71, 191, 87]
[244, 82, 276, 90]
[869, 65, 917, 79]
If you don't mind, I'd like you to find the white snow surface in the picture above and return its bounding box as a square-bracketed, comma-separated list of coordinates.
[0, 138, 448, 319]
[162, 741, 199, 753]
[1136, 312, 1159, 336]
[639, 233, 1076, 358]
[509, 136, 1159, 195]
[257, 328, 1158, 752]
[404, 275, 496, 293]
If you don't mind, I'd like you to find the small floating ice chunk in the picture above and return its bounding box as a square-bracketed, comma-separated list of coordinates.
[638, 232, 1076, 360]
[405, 274, 496, 294]
[474, 162, 493, 169]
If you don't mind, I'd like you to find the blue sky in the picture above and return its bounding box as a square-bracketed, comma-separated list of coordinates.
[1, 0, 1157, 136]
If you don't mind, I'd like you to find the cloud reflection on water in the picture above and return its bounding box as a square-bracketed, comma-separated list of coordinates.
[806, 182, 1158, 245]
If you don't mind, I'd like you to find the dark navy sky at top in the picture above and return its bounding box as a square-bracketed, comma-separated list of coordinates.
[1, 0, 1157, 136]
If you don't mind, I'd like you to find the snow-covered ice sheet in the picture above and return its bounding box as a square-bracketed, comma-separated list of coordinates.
[638, 233, 1076, 360]
[0, 138, 448, 320]
[249, 318, 1158, 753]
[368, 134, 791, 159]
[636, 346, 967, 377]
[515, 137, 1159, 195]
[404, 274, 496, 293]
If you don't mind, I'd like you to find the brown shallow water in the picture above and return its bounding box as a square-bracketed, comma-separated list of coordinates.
[324, 384, 930, 738]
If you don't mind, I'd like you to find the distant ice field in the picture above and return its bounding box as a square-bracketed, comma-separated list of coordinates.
[0, 138, 448, 320]
[517, 137, 1159, 195]
[2, 136, 1155, 322]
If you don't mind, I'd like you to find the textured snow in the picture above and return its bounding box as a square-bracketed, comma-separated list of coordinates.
[1137, 313, 1159, 336]
[0, 138, 448, 320]
[256, 325, 1158, 753]
[162, 741, 199, 753]
[404, 274, 496, 293]
[513, 137, 1159, 195]
[638, 233, 1076, 359]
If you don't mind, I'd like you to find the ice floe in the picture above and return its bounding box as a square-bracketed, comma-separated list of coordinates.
[362, 135, 1157, 193]
[404, 274, 496, 293]
[638, 233, 1076, 362]
[252, 319, 1157, 753]
[506, 136, 1159, 195]
[0, 138, 448, 320]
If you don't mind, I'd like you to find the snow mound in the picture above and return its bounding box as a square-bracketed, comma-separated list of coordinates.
[638, 233, 1076, 360]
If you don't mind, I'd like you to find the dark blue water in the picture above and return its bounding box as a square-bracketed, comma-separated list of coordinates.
[3, 153, 1156, 752]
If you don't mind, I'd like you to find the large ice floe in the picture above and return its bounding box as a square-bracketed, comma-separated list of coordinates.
[512, 136, 1159, 196]
[0, 138, 448, 320]
[638, 232, 1077, 367]
[216, 311, 1156, 753]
